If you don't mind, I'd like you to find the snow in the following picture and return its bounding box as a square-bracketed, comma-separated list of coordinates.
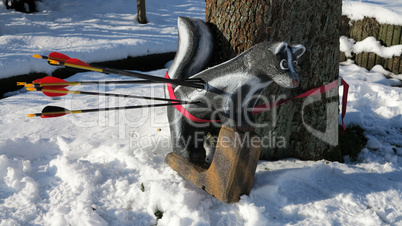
[0, 0, 402, 225]
[340, 36, 402, 59]
[0, 0, 205, 79]
[339, 63, 401, 86]
[343, 0, 402, 25]
[353, 37, 402, 58]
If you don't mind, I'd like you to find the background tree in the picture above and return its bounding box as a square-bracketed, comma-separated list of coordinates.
[137, 0, 147, 24]
[205, 0, 343, 161]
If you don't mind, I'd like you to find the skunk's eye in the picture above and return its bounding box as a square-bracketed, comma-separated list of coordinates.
[280, 59, 288, 70]
[293, 61, 298, 67]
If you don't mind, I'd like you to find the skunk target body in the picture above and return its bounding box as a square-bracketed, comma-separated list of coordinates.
[166, 17, 306, 163]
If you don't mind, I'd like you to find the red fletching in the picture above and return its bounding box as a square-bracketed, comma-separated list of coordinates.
[66, 58, 91, 67]
[49, 52, 71, 62]
[41, 113, 68, 118]
[40, 106, 70, 118]
[48, 52, 91, 67]
[32, 78, 43, 83]
[39, 76, 68, 87]
[42, 87, 69, 97]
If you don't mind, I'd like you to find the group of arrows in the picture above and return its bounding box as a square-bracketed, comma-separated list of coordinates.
[19, 52, 203, 118]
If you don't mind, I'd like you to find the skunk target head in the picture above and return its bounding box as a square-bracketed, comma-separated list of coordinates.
[270, 42, 306, 88]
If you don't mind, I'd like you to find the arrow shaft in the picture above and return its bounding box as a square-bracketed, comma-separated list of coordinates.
[32, 80, 159, 87]
[34, 82, 80, 87]
[63, 61, 103, 72]
[40, 54, 204, 89]
[36, 88, 193, 103]
[30, 110, 81, 117]
[34, 52, 205, 88]
[29, 102, 190, 118]
[100, 67, 204, 89]
[66, 63, 204, 89]
[80, 103, 185, 113]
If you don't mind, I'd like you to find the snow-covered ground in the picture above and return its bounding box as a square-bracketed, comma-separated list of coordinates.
[1, 0, 402, 225]
[0, 0, 205, 79]
[343, 0, 402, 25]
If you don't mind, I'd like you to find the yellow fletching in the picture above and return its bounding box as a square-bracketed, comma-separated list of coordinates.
[32, 54, 42, 59]
[25, 84, 34, 88]
[26, 88, 36, 91]
[16, 82, 26, 86]
[27, 114, 35, 118]
[48, 60, 59, 65]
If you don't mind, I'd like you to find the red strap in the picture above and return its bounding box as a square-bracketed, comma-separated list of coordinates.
[253, 78, 349, 130]
[253, 80, 337, 114]
[165, 72, 349, 129]
[340, 79, 349, 130]
[165, 72, 221, 123]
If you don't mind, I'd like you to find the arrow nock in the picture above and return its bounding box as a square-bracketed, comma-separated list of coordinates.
[48, 60, 60, 65]
[32, 54, 42, 59]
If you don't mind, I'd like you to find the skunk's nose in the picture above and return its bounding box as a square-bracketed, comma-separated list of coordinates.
[292, 79, 299, 87]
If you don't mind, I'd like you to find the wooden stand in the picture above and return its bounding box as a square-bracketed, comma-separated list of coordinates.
[165, 125, 261, 203]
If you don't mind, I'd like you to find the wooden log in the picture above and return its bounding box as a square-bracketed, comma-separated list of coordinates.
[375, 52, 384, 66]
[378, 24, 387, 45]
[392, 56, 401, 74]
[350, 21, 363, 41]
[355, 54, 361, 66]
[386, 26, 395, 69]
[361, 52, 369, 68]
[340, 52, 347, 62]
[362, 17, 380, 40]
[383, 59, 390, 71]
[385, 24, 394, 46]
[342, 18, 401, 74]
[367, 52, 376, 70]
[399, 58, 402, 74]
[392, 25, 401, 46]
[349, 17, 380, 41]
[340, 16, 351, 37]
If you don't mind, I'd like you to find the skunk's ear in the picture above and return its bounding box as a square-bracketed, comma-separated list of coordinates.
[273, 42, 288, 55]
[291, 44, 306, 58]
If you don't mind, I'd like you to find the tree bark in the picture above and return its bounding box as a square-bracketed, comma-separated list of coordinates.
[205, 0, 342, 161]
[137, 0, 147, 24]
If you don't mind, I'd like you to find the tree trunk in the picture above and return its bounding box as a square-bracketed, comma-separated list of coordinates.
[137, 0, 147, 24]
[205, 0, 342, 161]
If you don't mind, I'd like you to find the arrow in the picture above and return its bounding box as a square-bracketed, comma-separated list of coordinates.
[17, 77, 45, 86]
[32, 52, 71, 63]
[33, 52, 205, 89]
[27, 103, 189, 118]
[26, 86, 195, 104]
[18, 76, 160, 88]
